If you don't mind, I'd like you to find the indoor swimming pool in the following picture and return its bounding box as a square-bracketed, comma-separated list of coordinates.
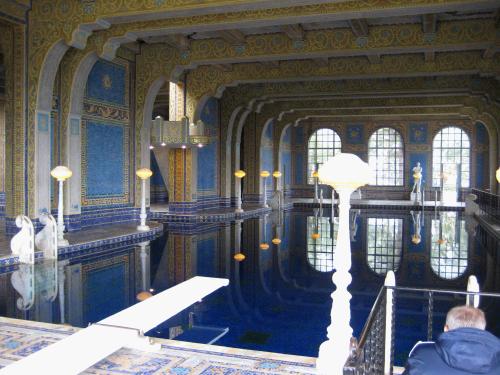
[0, 209, 498, 366]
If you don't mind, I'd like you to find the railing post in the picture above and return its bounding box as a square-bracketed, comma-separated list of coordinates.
[466, 275, 480, 307]
[384, 271, 395, 375]
[427, 291, 434, 341]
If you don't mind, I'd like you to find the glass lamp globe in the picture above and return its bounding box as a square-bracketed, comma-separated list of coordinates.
[318, 153, 371, 190]
[260, 171, 270, 178]
[136, 168, 153, 180]
[50, 166, 73, 181]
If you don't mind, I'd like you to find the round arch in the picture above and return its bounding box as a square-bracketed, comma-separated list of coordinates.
[140, 76, 169, 207]
[34, 39, 70, 218]
[307, 127, 342, 185]
[368, 127, 404, 186]
[431, 126, 471, 189]
[64, 52, 99, 218]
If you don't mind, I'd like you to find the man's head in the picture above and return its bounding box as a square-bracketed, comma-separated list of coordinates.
[444, 305, 486, 332]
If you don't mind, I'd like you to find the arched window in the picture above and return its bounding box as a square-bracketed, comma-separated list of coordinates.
[367, 218, 403, 275]
[432, 127, 470, 188]
[431, 212, 468, 279]
[308, 128, 341, 184]
[307, 215, 337, 272]
[368, 128, 404, 186]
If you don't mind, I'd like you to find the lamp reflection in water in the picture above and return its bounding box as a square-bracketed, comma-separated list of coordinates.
[136, 168, 153, 231]
[233, 220, 245, 261]
[50, 166, 73, 247]
[272, 211, 282, 245]
[259, 214, 270, 250]
[316, 153, 371, 375]
[136, 242, 153, 302]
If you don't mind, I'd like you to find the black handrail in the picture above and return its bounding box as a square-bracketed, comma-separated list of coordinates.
[472, 188, 500, 223]
[357, 286, 386, 349]
[393, 286, 500, 298]
[344, 285, 393, 375]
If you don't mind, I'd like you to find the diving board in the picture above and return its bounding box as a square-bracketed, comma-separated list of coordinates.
[0, 276, 229, 375]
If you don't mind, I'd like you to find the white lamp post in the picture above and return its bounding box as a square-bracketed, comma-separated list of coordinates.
[136, 168, 153, 231]
[312, 170, 319, 203]
[234, 170, 246, 213]
[273, 171, 282, 209]
[316, 153, 371, 375]
[50, 166, 72, 247]
[261, 170, 270, 208]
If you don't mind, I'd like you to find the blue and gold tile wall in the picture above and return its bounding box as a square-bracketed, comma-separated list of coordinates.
[409, 123, 428, 144]
[150, 151, 167, 203]
[346, 124, 364, 144]
[474, 122, 489, 189]
[197, 97, 219, 198]
[281, 127, 292, 187]
[85, 60, 127, 106]
[260, 121, 274, 190]
[292, 127, 304, 185]
[81, 59, 131, 207]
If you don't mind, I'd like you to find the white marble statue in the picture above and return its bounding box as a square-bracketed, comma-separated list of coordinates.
[35, 213, 58, 260]
[411, 162, 423, 202]
[10, 215, 35, 264]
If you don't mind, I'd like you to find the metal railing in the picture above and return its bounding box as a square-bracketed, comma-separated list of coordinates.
[394, 285, 500, 342]
[472, 188, 500, 223]
[343, 274, 500, 375]
[344, 272, 395, 375]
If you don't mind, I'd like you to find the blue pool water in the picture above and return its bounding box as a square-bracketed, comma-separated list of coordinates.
[0, 209, 498, 366]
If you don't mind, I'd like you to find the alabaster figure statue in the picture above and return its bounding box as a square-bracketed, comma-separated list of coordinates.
[411, 163, 422, 194]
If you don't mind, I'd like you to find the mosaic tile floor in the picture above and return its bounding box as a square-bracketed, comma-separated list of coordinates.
[0, 317, 317, 374]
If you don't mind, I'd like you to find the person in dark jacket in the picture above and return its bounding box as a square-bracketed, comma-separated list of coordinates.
[403, 305, 500, 374]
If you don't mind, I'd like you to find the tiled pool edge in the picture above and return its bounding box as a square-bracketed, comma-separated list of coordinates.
[0, 223, 163, 270]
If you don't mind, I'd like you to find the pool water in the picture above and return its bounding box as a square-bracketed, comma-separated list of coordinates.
[0, 209, 498, 366]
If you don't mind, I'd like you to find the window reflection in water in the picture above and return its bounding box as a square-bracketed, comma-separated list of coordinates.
[367, 218, 403, 275]
[307, 214, 337, 272]
[431, 212, 468, 279]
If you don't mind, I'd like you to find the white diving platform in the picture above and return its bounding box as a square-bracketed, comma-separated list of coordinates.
[0, 276, 229, 375]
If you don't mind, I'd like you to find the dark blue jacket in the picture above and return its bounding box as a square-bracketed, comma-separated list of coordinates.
[403, 328, 500, 374]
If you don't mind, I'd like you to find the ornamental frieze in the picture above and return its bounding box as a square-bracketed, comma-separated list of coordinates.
[83, 101, 130, 122]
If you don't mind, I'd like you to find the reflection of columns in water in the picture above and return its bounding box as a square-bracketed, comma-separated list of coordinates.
[58, 260, 68, 324]
[235, 220, 242, 253]
[139, 241, 151, 292]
